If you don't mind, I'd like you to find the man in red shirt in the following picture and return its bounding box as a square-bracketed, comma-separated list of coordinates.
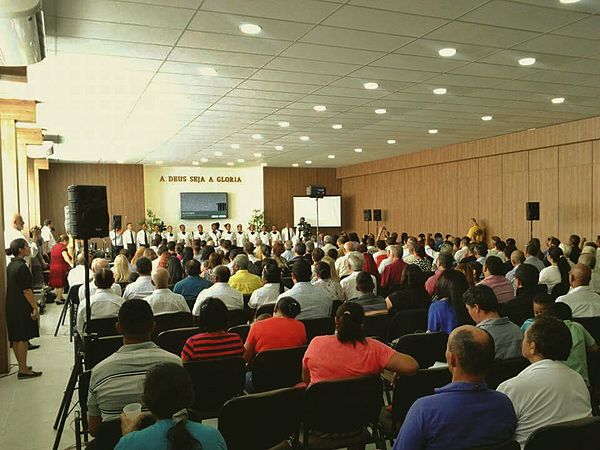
[425, 252, 455, 296]
[381, 245, 407, 292]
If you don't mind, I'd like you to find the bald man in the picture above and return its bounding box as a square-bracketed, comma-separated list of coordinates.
[556, 264, 600, 317]
[335, 241, 356, 278]
[143, 267, 190, 316]
[393, 326, 516, 450]
[5, 213, 28, 263]
[67, 253, 92, 287]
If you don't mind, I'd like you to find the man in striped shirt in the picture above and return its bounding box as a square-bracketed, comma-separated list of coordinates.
[477, 256, 515, 304]
[182, 297, 244, 361]
[87, 299, 181, 438]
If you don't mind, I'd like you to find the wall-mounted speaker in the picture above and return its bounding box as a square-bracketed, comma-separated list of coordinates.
[67, 185, 110, 239]
[373, 209, 382, 221]
[363, 209, 372, 221]
[526, 202, 540, 221]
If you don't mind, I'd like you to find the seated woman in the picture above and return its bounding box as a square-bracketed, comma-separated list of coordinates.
[181, 297, 243, 362]
[311, 261, 344, 301]
[112, 254, 132, 283]
[244, 296, 306, 362]
[302, 302, 418, 386]
[385, 264, 431, 313]
[350, 271, 388, 316]
[427, 270, 471, 334]
[116, 362, 226, 450]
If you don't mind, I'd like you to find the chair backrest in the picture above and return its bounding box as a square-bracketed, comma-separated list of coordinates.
[363, 313, 390, 340]
[524, 416, 600, 450]
[68, 284, 83, 305]
[184, 357, 246, 418]
[485, 357, 530, 389]
[331, 299, 343, 318]
[252, 346, 308, 392]
[303, 376, 383, 433]
[78, 370, 93, 420]
[156, 327, 199, 355]
[219, 387, 304, 450]
[85, 317, 119, 336]
[386, 309, 428, 342]
[227, 309, 249, 328]
[394, 332, 448, 368]
[117, 281, 130, 291]
[281, 277, 293, 289]
[243, 293, 252, 307]
[573, 317, 600, 342]
[228, 324, 250, 344]
[255, 303, 275, 318]
[468, 440, 521, 450]
[84, 335, 123, 370]
[391, 367, 452, 423]
[300, 317, 335, 342]
[550, 282, 569, 300]
[152, 312, 194, 339]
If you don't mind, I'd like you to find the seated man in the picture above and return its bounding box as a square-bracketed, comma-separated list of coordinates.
[143, 268, 190, 315]
[502, 263, 540, 327]
[123, 257, 154, 300]
[248, 261, 282, 310]
[556, 264, 600, 317]
[67, 253, 91, 288]
[87, 299, 181, 438]
[463, 285, 523, 360]
[497, 315, 592, 447]
[340, 251, 376, 300]
[192, 265, 244, 313]
[277, 260, 332, 320]
[76, 268, 124, 335]
[350, 271, 387, 316]
[78, 258, 122, 303]
[393, 325, 517, 450]
[228, 254, 262, 295]
[173, 259, 212, 307]
[380, 245, 407, 292]
[477, 256, 514, 304]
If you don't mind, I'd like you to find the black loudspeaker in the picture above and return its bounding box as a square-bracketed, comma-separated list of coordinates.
[526, 202, 540, 221]
[112, 215, 122, 230]
[67, 185, 110, 239]
[363, 209, 372, 221]
[306, 185, 326, 198]
[373, 209, 382, 222]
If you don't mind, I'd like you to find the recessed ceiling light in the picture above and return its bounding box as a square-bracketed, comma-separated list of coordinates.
[428, 129, 438, 134]
[332, 124, 343, 129]
[328, 154, 335, 159]
[433, 88, 447, 95]
[253, 152, 262, 157]
[275, 145, 283, 150]
[363, 82, 379, 90]
[438, 48, 456, 57]
[354, 148, 363, 153]
[552, 97, 565, 104]
[518, 57, 536, 66]
[155, 160, 163, 165]
[300, 135, 310, 141]
[117, 160, 124, 164]
[305, 160, 312, 165]
[200, 157, 209, 163]
[387, 139, 396, 144]
[251, 134, 262, 140]
[227, 162, 234, 166]
[192, 161, 200, 166]
[261, 162, 268, 167]
[197, 67, 217, 76]
[375, 108, 387, 114]
[481, 115, 493, 121]
[278, 121, 290, 128]
[214, 151, 223, 156]
[313, 105, 327, 112]
[237, 158, 245, 163]
[239, 23, 262, 35]
[292, 163, 299, 167]
[560, 0, 580, 3]
[230, 144, 239, 149]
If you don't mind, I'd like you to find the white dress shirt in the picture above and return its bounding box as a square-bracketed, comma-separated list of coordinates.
[281, 227, 295, 242]
[340, 271, 376, 301]
[68, 265, 92, 288]
[248, 283, 281, 309]
[177, 231, 190, 244]
[77, 289, 124, 335]
[556, 285, 600, 318]
[247, 231, 260, 246]
[221, 230, 234, 242]
[270, 231, 282, 244]
[123, 275, 154, 300]
[122, 229, 136, 246]
[136, 230, 150, 247]
[78, 281, 122, 303]
[41, 225, 56, 250]
[454, 246, 468, 262]
[144, 288, 190, 316]
[234, 231, 247, 247]
[163, 232, 177, 243]
[322, 243, 336, 255]
[539, 265, 562, 293]
[208, 230, 221, 243]
[312, 278, 344, 301]
[192, 282, 244, 314]
[276, 281, 332, 320]
[497, 359, 592, 447]
[335, 255, 351, 278]
[193, 230, 208, 241]
[259, 231, 270, 245]
[109, 230, 123, 246]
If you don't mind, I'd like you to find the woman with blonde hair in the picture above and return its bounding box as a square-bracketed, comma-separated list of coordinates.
[130, 247, 146, 267]
[113, 254, 132, 283]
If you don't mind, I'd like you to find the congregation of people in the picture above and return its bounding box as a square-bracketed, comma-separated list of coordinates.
[5, 212, 600, 449]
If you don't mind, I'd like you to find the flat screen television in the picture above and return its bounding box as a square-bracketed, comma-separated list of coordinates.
[180, 192, 228, 219]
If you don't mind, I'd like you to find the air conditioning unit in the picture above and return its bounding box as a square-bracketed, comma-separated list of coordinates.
[0, 0, 46, 66]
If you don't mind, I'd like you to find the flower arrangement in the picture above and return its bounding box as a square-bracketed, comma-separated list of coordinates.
[248, 209, 267, 229]
[140, 209, 162, 229]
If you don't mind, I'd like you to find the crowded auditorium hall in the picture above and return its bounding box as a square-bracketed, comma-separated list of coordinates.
[2, 1, 600, 449]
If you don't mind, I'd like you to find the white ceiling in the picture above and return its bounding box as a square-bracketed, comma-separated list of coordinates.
[2, 0, 600, 168]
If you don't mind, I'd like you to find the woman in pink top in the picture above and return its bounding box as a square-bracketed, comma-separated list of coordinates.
[302, 302, 418, 385]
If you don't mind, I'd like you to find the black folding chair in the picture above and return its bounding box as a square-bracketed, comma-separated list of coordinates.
[251, 346, 308, 393]
[331, 300, 343, 318]
[301, 375, 386, 450]
[84, 317, 119, 337]
[184, 357, 246, 419]
[524, 416, 600, 450]
[83, 335, 123, 370]
[227, 308, 249, 328]
[394, 332, 448, 369]
[301, 317, 335, 342]
[574, 317, 600, 342]
[364, 313, 390, 340]
[156, 327, 200, 355]
[385, 309, 428, 343]
[152, 312, 194, 340]
[228, 324, 250, 344]
[468, 440, 520, 450]
[485, 357, 530, 389]
[219, 387, 304, 450]
[255, 303, 275, 318]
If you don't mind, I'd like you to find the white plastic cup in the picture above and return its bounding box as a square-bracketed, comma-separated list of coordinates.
[123, 403, 142, 419]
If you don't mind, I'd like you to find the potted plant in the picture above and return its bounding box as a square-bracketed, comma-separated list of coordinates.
[248, 209, 267, 229]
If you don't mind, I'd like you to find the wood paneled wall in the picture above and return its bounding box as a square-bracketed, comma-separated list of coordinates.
[338, 115, 600, 246]
[263, 167, 341, 233]
[39, 162, 145, 236]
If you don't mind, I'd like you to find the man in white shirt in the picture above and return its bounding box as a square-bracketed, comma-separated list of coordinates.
[194, 224, 207, 241]
[136, 223, 150, 248]
[243, 242, 258, 263]
[143, 268, 190, 316]
[403, 237, 418, 264]
[277, 260, 332, 320]
[282, 240, 294, 261]
[322, 235, 336, 255]
[78, 258, 122, 302]
[221, 223, 234, 242]
[454, 237, 471, 263]
[247, 224, 260, 246]
[281, 223, 295, 243]
[109, 226, 124, 259]
[269, 225, 281, 244]
[233, 224, 247, 248]
[340, 252, 376, 300]
[122, 222, 137, 257]
[193, 265, 244, 314]
[41, 218, 56, 255]
[497, 315, 592, 447]
[77, 268, 124, 335]
[208, 222, 221, 243]
[258, 225, 270, 247]
[163, 225, 177, 243]
[177, 224, 190, 245]
[506, 250, 525, 287]
[556, 264, 600, 317]
[68, 253, 92, 288]
[123, 257, 154, 300]
[5, 213, 29, 265]
[336, 241, 355, 278]
[248, 262, 281, 309]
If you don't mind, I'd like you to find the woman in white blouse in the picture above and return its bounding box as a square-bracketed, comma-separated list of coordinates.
[312, 261, 344, 301]
[539, 246, 570, 294]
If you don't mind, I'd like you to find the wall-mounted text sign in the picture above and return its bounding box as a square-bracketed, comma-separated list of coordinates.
[159, 175, 242, 183]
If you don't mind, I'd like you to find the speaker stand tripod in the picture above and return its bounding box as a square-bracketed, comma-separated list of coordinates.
[529, 220, 534, 242]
